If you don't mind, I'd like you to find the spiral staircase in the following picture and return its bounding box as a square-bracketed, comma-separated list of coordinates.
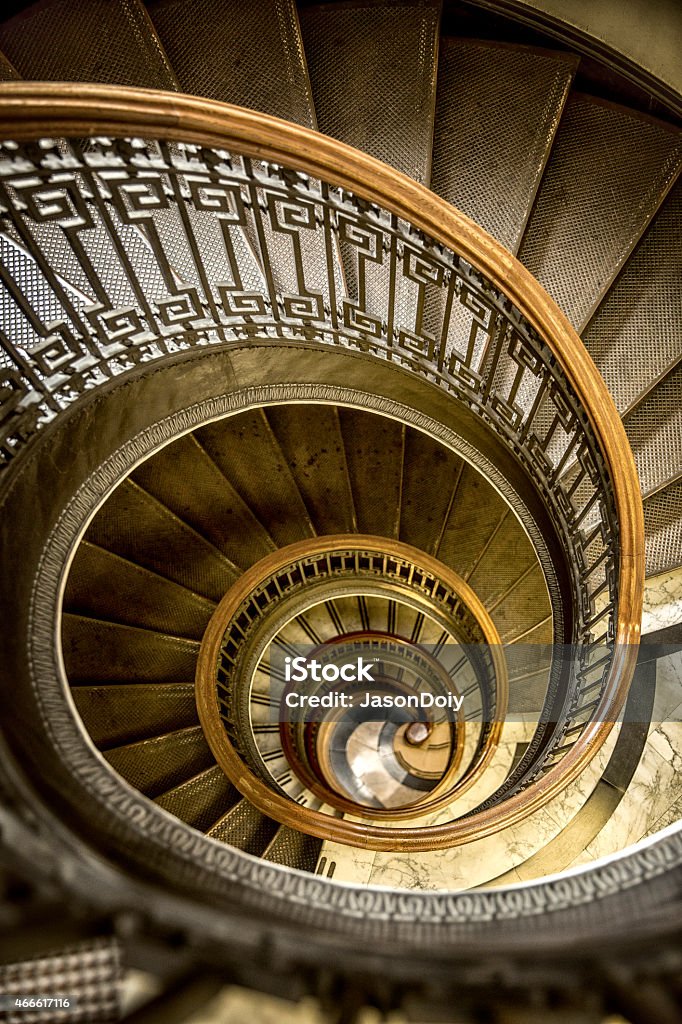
[0, 1, 680, 1022]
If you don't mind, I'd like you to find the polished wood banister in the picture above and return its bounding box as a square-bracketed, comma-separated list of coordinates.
[0, 83, 644, 848]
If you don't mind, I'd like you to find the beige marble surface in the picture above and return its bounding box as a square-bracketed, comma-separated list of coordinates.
[641, 565, 682, 633]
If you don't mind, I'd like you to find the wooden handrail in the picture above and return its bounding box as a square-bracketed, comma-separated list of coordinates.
[0, 83, 644, 848]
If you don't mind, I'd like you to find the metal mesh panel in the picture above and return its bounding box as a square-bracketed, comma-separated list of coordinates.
[64, 543, 215, 641]
[84, 480, 238, 604]
[155, 764, 240, 831]
[148, 0, 315, 126]
[207, 798, 279, 854]
[582, 180, 682, 413]
[644, 482, 682, 575]
[196, 410, 315, 549]
[625, 363, 682, 496]
[262, 826, 323, 871]
[71, 682, 198, 748]
[432, 40, 575, 252]
[104, 725, 214, 796]
[131, 434, 275, 571]
[0, 0, 178, 88]
[519, 95, 682, 330]
[0, 939, 121, 1024]
[61, 613, 200, 684]
[300, 0, 440, 184]
[265, 405, 357, 535]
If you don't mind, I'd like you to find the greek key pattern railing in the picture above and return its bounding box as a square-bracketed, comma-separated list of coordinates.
[0, 130, 623, 800]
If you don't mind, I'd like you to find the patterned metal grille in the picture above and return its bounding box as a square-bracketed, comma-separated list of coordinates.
[0, 134, 624, 794]
[299, 0, 441, 184]
[432, 39, 575, 252]
[625, 363, 682, 496]
[0, 0, 178, 89]
[582, 180, 682, 414]
[644, 482, 682, 576]
[0, 939, 120, 1024]
[519, 95, 682, 330]
[148, 0, 315, 127]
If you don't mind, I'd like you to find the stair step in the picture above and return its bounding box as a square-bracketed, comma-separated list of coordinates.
[155, 765, 241, 831]
[643, 481, 682, 576]
[148, 0, 315, 126]
[195, 410, 315, 549]
[71, 682, 197, 748]
[64, 542, 215, 640]
[299, 0, 441, 185]
[104, 725, 213, 797]
[265, 404, 356, 534]
[0, 0, 178, 88]
[582, 180, 682, 416]
[207, 797, 279, 854]
[338, 408, 404, 539]
[626, 363, 682, 497]
[262, 825, 324, 871]
[62, 613, 200, 684]
[399, 429, 463, 554]
[85, 480, 237, 604]
[467, 514, 539, 608]
[518, 94, 682, 330]
[131, 433, 276, 571]
[431, 39, 576, 252]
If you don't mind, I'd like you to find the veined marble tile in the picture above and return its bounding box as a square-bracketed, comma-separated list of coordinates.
[651, 651, 682, 723]
[642, 566, 682, 633]
[315, 836, 376, 885]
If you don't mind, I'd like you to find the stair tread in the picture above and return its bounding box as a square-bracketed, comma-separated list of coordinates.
[104, 725, 213, 797]
[85, 480, 238, 603]
[300, 0, 441, 185]
[71, 682, 197, 748]
[338, 408, 404, 539]
[207, 797, 279, 854]
[625, 363, 682, 496]
[155, 764, 240, 831]
[0, 0, 178, 89]
[62, 612, 200, 684]
[196, 410, 315, 549]
[0, 49, 19, 80]
[148, 0, 315, 126]
[432, 38, 576, 252]
[64, 542, 215, 641]
[132, 433, 276, 571]
[262, 824, 323, 871]
[582, 180, 682, 415]
[643, 481, 682, 576]
[518, 94, 682, 331]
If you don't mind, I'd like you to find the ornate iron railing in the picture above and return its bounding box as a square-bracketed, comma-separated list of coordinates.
[0, 85, 643, 842]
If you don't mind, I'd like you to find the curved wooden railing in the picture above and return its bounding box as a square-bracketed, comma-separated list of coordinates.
[0, 84, 644, 849]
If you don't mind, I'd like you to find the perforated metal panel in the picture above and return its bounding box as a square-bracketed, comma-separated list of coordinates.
[104, 725, 214, 796]
[131, 433, 275, 571]
[266, 404, 357, 535]
[61, 613, 200, 684]
[148, 0, 315, 126]
[196, 410, 315, 549]
[582, 180, 682, 414]
[300, 0, 441, 184]
[263, 825, 323, 871]
[0, 0, 178, 88]
[65, 543, 215, 641]
[338, 408, 404, 538]
[207, 798, 279, 854]
[84, 480, 238, 604]
[155, 765, 240, 831]
[519, 95, 682, 330]
[0, 940, 120, 1024]
[644, 482, 682, 575]
[625, 363, 682, 496]
[432, 39, 575, 252]
[71, 682, 198, 748]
